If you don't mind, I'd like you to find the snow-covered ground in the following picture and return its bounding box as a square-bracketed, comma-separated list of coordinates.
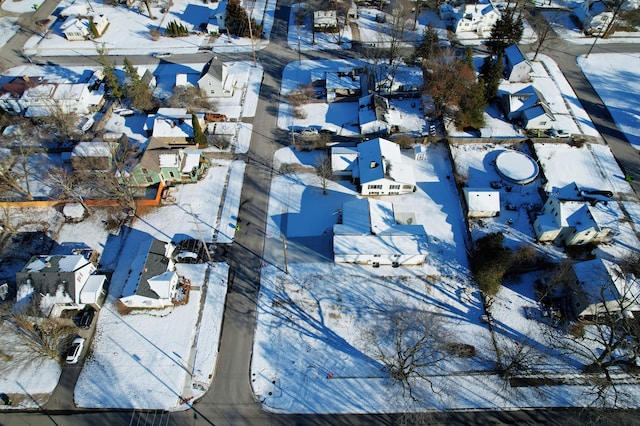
[253, 140, 640, 413]
[577, 53, 640, 151]
[12, 0, 272, 57]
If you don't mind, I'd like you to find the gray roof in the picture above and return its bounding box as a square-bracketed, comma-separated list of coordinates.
[135, 239, 170, 300]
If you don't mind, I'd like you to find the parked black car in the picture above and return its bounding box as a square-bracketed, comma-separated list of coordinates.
[73, 307, 95, 329]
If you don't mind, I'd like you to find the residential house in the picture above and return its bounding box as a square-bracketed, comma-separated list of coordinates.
[71, 141, 118, 171]
[198, 57, 236, 98]
[16, 254, 107, 316]
[331, 146, 359, 177]
[333, 198, 428, 266]
[318, 68, 364, 103]
[464, 188, 501, 218]
[0, 74, 105, 116]
[313, 10, 337, 31]
[533, 195, 618, 245]
[359, 94, 390, 135]
[363, 64, 424, 97]
[60, 14, 109, 41]
[413, 145, 427, 161]
[575, 0, 613, 35]
[441, 0, 501, 35]
[119, 239, 180, 309]
[567, 258, 640, 319]
[504, 44, 532, 83]
[128, 149, 208, 187]
[331, 137, 416, 196]
[501, 85, 555, 130]
[146, 108, 198, 148]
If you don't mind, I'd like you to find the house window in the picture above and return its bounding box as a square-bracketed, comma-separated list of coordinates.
[145, 176, 154, 183]
[369, 184, 383, 189]
[540, 121, 546, 126]
[403, 185, 413, 189]
[390, 185, 400, 190]
[169, 171, 176, 178]
[141, 167, 148, 174]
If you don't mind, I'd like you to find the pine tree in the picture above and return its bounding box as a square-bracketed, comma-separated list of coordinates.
[415, 25, 440, 63]
[479, 54, 504, 103]
[89, 19, 99, 38]
[486, 10, 523, 55]
[463, 46, 475, 71]
[225, 0, 262, 37]
[456, 79, 486, 129]
[192, 114, 206, 148]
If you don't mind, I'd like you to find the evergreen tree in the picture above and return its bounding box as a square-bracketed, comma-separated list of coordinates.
[123, 57, 154, 111]
[463, 46, 475, 71]
[192, 114, 206, 148]
[456, 79, 486, 129]
[415, 25, 440, 63]
[89, 19, 99, 38]
[479, 54, 504, 103]
[123, 57, 139, 83]
[225, 0, 262, 37]
[486, 10, 523, 55]
[97, 47, 123, 99]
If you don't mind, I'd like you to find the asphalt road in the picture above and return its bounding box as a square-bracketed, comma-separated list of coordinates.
[2, 1, 640, 425]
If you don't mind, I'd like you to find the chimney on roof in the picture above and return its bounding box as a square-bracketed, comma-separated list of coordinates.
[23, 75, 30, 83]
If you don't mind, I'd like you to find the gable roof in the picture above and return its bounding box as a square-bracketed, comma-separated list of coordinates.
[199, 57, 225, 82]
[357, 137, 415, 186]
[134, 239, 171, 300]
[573, 259, 640, 306]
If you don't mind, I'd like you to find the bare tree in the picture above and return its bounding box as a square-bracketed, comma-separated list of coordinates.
[528, 9, 559, 61]
[363, 302, 449, 400]
[47, 166, 90, 213]
[10, 313, 75, 363]
[167, 86, 217, 112]
[545, 264, 640, 408]
[316, 155, 332, 195]
[387, 0, 412, 65]
[0, 143, 36, 200]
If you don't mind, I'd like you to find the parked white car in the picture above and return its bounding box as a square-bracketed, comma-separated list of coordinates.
[78, 117, 94, 133]
[299, 127, 318, 136]
[66, 336, 85, 364]
[548, 129, 570, 138]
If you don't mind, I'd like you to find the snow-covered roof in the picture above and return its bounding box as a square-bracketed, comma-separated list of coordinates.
[22, 254, 89, 273]
[334, 198, 427, 237]
[159, 152, 180, 168]
[464, 188, 500, 212]
[72, 141, 114, 158]
[148, 270, 176, 299]
[181, 149, 201, 173]
[573, 259, 640, 306]
[357, 138, 415, 186]
[331, 146, 359, 176]
[152, 117, 194, 138]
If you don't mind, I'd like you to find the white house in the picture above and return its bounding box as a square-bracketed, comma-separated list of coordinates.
[501, 86, 555, 130]
[72, 141, 118, 171]
[533, 196, 618, 246]
[119, 239, 180, 309]
[331, 146, 359, 177]
[359, 94, 390, 135]
[441, 0, 501, 34]
[464, 188, 501, 218]
[568, 259, 640, 319]
[313, 10, 337, 31]
[504, 44, 532, 83]
[333, 198, 428, 266]
[575, 0, 613, 35]
[16, 254, 106, 316]
[0, 73, 105, 116]
[332, 138, 416, 196]
[198, 57, 236, 98]
[60, 14, 109, 41]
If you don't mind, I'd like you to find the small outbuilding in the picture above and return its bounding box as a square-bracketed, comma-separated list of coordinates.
[464, 188, 500, 218]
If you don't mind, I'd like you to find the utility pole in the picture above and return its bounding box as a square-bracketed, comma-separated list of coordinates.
[282, 235, 288, 274]
[246, 3, 257, 66]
